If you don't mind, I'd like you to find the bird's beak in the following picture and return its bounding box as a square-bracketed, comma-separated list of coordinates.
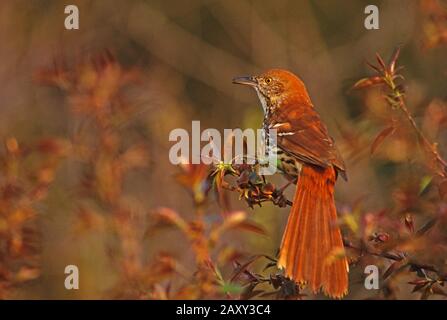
[232, 76, 257, 87]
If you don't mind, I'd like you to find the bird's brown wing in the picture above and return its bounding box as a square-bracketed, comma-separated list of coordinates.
[270, 104, 346, 178]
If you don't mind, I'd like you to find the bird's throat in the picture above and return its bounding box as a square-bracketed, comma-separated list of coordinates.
[255, 88, 269, 115]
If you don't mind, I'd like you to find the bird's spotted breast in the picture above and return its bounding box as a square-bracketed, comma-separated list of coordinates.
[274, 147, 302, 180]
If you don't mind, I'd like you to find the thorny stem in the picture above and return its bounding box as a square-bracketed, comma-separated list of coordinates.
[343, 239, 402, 261]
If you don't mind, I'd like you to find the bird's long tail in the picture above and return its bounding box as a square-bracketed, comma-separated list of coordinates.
[277, 165, 349, 298]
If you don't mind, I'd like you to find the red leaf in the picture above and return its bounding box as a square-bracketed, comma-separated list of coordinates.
[152, 207, 188, 232]
[230, 255, 264, 282]
[383, 260, 404, 280]
[376, 53, 386, 70]
[371, 126, 396, 155]
[234, 220, 267, 236]
[408, 279, 429, 293]
[389, 47, 401, 74]
[351, 76, 384, 90]
[366, 61, 382, 73]
[404, 214, 414, 233]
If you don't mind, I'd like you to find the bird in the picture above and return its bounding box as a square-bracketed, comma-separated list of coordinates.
[232, 69, 349, 298]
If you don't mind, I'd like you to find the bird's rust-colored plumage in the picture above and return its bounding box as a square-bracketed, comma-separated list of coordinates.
[233, 69, 349, 298]
[278, 165, 348, 298]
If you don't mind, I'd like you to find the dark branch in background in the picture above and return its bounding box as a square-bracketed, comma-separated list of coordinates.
[344, 236, 447, 299]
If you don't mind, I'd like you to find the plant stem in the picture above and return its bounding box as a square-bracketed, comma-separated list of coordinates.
[387, 73, 447, 178]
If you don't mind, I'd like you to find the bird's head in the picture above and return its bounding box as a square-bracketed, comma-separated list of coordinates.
[232, 69, 312, 111]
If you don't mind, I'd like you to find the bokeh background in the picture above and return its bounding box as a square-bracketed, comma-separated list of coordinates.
[1, 0, 447, 299]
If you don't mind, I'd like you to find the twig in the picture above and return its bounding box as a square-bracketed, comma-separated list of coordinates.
[353, 48, 447, 179]
[343, 239, 447, 281]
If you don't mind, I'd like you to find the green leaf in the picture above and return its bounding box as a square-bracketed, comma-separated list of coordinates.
[220, 282, 243, 295]
[419, 176, 433, 195]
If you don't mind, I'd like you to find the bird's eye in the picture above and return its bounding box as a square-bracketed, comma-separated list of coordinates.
[265, 77, 272, 84]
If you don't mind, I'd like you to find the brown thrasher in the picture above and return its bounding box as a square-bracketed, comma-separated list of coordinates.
[233, 69, 349, 298]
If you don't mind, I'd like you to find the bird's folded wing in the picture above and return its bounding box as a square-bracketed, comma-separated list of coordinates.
[271, 106, 346, 174]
